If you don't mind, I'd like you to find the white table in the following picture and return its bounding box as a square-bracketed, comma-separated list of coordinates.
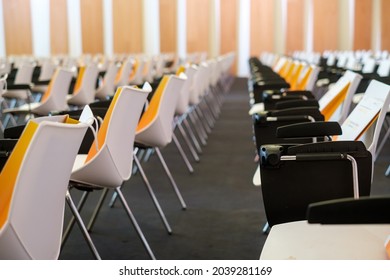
[260, 220, 390, 260]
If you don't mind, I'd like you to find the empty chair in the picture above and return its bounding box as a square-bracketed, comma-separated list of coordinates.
[67, 63, 99, 108]
[2, 63, 35, 101]
[0, 115, 88, 259]
[31, 59, 57, 93]
[134, 74, 188, 210]
[114, 59, 134, 88]
[172, 65, 201, 165]
[65, 84, 155, 259]
[129, 58, 146, 86]
[3, 68, 73, 117]
[95, 62, 119, 100]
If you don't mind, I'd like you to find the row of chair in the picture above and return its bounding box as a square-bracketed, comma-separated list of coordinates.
[0, 52, 235, 259]
[248, 53, 390, 259]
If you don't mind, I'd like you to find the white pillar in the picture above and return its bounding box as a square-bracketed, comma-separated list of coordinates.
[274, 0, 286, 54]
[143, 0, 160, 55]
[237, 0, 250, 76]
[0, 0, 5, 57]
[372, 0, 381, 51]
[304, 0, 313, 52]
[103, 0, 113, 57]
[177, 0, 186, 59]
[67, 0, 82, 56]
[30, 0, 50, 57]
[338, 0, 354, 50]
[209, 0, 220, 59]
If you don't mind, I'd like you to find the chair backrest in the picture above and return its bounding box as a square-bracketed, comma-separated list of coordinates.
[38, 59, 56, 81]
[361, 57, 376, 74]
[175, 65, 197, 115]
[69, 63, 99, 105]
[136, 74, 187, 147]
[129, 58, 146, 85]
[34, 68, 73, 115]
[14, 64, 35, 85]
[318, 70, 362, 122]
[376, 59, 390, 77]
[338, 79, 390, 159]
[188, 64, 201, 105]
[71, 85, 150, 187]
[0, 115, 88, 259]
[197, 62, 210, 98]
[259, 141, 372, 227]
[0, 74, 7, 96]
[114, 59, 134, 88]
[95, 62, 119, 100]
[298, 65, 320, 91]
[143, 57, 156, 84]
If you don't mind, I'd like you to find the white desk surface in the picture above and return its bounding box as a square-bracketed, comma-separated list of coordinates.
[260, 220, 390, 260]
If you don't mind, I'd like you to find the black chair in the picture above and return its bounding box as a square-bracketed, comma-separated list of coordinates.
[307, 196, 390, 224]
[259, 140, 372, 227]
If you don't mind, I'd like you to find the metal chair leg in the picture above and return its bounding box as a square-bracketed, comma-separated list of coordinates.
[155, 147, 187, 210]
[183, 118, 203, 154]
[115, 187, 156, 260]
[133, 150, 173, 234]
[177, 122, 200, 161]
[172, 133, 194, 173]
[262, 222, 270, 235]
[61, 190, 90, 246]
[64, 191, 101, 260]
[108, 148, 174, 235]
[189, 110, 207, 145]
[86, 188, 110, 231]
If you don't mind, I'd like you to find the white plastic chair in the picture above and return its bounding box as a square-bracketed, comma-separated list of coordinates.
[134, 74, 188, 210]
[64, 84, 155, 259]
[95, 62, 119, 100]
[3, 68, 73, 116]
[0, 115, 88, 259]
[67, 63, 99, 107]
[114, 59, 134, 88]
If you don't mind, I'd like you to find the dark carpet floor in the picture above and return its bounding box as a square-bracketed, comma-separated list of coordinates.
[59, 77, 390, 260]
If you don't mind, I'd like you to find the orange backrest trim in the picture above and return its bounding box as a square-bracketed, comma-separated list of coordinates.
[386, 237, 390, 259]
[73, 66, 86, 95]
[321, 82, 350, 121]
[40, 69, 60, 103]
[136, 76, 169, 132]
[176, 65, 186, 76]
[296, 67, 313, 91]
[355, 112, 380, 141]
[0, 121, 38, 228]
[289, 64, 304, 90]
[129, 60, 139, 81]
[85, 88, 122, 163]
[115, 63, 125, 83]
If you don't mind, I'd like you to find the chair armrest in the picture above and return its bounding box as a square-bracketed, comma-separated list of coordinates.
[274, 99, 319, 110]
[33, 80, 50, 85]
[307, 196, 390, 224]
[6, 83, 33, 90]
[276, 121, 342, 139]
